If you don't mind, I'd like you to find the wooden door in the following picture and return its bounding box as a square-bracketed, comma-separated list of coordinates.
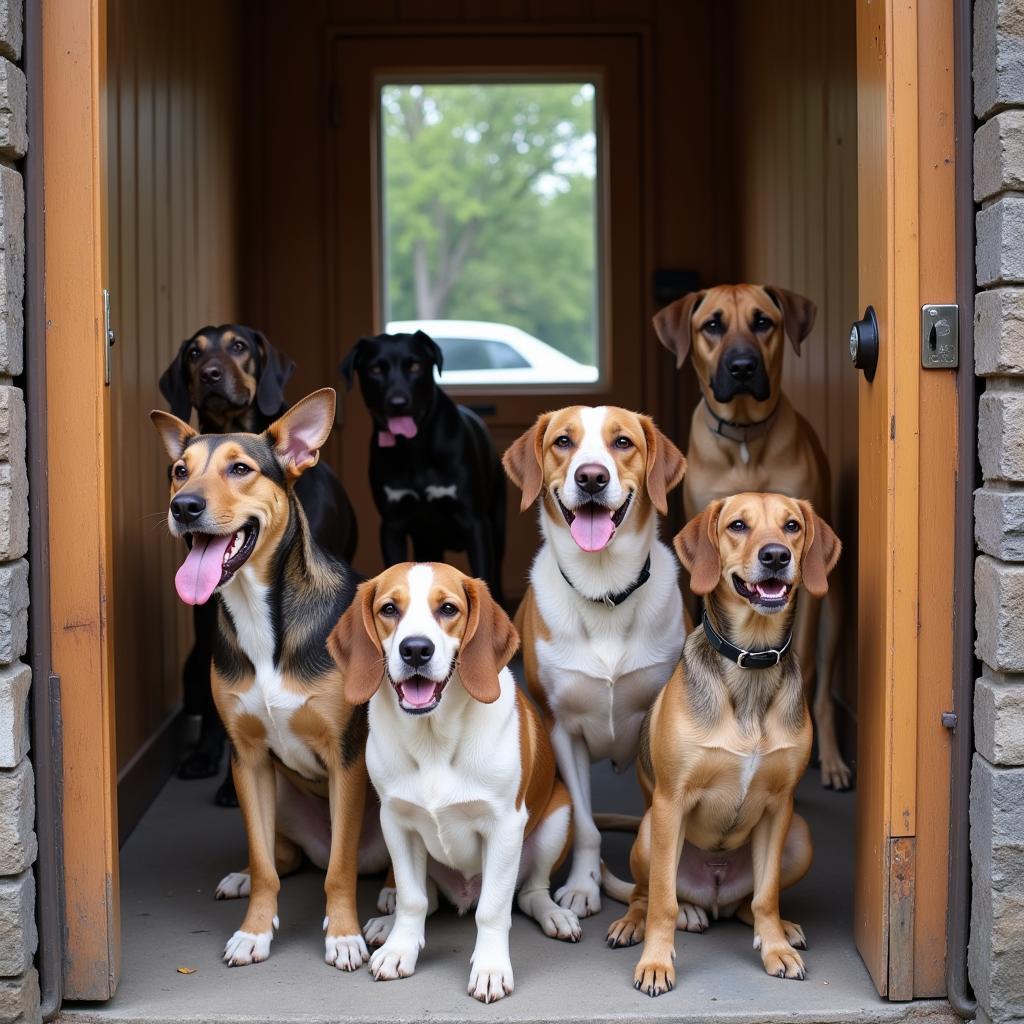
[43, 0, 121, 1000]
[854, 0, 956, 999]
[331, 31, 648, 598]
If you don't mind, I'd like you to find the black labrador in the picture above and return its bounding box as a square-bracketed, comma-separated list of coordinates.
[160, 324, 358, 804]
[340, 330, 505, 603]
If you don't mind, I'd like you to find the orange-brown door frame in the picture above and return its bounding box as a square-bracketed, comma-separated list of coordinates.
[42, 0, 120, 1000]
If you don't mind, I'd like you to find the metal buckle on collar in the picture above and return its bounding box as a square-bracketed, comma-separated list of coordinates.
[737, 648, 781, 669]
[603, 594, 616, 609]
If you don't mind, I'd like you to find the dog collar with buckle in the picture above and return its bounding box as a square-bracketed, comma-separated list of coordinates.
[702, 397, 779, 444]
[701, 609, 792, 669]
[558, 554, 651, 608]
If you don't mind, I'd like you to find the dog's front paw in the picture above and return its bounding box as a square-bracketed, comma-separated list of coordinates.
[363, 913, 394, 948]
[554, 872, 602, 918]
[324, 926, 369, 972]
[677, 902, 709, 933]
[756, 937, 806, 980]
[606, 909, 645, 948]
[376, 885, 397, 914]
[468, 960, 514, 1003]
[537, 904, 582, 942]
[223, 924, 275, 967]
[215, 872, 250, 900]
[369, 936, 421, 981]
[633, 954, 676, 997]
[820, 753, 853, 791]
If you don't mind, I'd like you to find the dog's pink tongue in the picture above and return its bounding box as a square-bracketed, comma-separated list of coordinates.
[402, 677, 436, 708]
[387, 416, 417, 439]
[175, 534, 233, 606]
[569, 504, 615, 552]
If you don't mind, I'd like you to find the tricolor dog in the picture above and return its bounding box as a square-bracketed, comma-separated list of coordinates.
[503, 406, 687, 918]
[150, 389, 385, 971]
[605, 493, 840, 995]
[330, 563, 579, 1004]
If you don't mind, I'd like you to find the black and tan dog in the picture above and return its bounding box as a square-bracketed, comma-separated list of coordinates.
[605, 492, 840, 994]
[654, 286, 850, 790]
[150, 389, 384, 970]
[160, 324, 357, 797]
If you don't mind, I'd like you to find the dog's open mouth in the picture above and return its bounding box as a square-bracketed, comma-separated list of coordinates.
[174, 519, 259, 606]
[392, 672, 449, 715]
[557, 490, 633, 553]
[732, 573, 792, 610]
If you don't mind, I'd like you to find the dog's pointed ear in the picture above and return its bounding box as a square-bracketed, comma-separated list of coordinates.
[253, 330, 296, 417]
[267, 388, 335, 478]
[763, 286, 817, 356]
[503, 412, 551, 511]
[329, 581, 386, 705]
[674, 499, 724, 595]
[339, 337, 372, 392]
[158, 339, 195, 422]
[640, 417, 687, 516]
[457, 577, 518, 704]
[797, 500, 841, 598]
[150, 409, 197, 461]
[653, 290, 706, 369]
[414, 330, 444, 375]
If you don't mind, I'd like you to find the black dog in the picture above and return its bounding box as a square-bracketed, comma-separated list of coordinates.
[340, 330, 505, 603]
[160, 324, 358, 803]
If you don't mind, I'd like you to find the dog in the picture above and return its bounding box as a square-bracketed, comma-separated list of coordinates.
[503, 406, 687, 919]
[160, 324, 358, 800]
[604, 492, 840, 995]
[329, 563, 580, 1003]
[340, 331, 505, 601]
[653, 285, 850, 790]
[150, 389, 385, 970]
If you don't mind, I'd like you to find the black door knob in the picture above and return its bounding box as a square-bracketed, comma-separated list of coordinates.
[849, 305, 879, 382]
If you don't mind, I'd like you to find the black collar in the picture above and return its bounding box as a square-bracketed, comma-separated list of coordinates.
[702, 397, 779, 444]
[701, 609, 792, 669]
[559, 554, 651, 608]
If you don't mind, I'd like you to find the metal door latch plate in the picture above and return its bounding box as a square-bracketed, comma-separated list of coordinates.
[921, 304, 958, 369]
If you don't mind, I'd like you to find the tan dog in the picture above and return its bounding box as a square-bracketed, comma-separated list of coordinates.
[504, 406, 686, 918]
[654, 285, 849, 790]
[604, 493, 840, 995]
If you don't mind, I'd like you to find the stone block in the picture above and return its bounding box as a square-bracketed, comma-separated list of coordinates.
[0, 59, 25, 160]
[0, 662, 27, 768]
[975, 0, 1024, 119]
[0, 560, 28, 667]
[976, 110, 1024, 202]
[976, 288, 1024, 376]
[0, 760, 34, 874]
[0, 969, 39, 1024]
[976, 487, 1024, 560]
[976, 674, 1024, 765]
[0, 872, 34, 976]
[979, 388, 1024, 482]
[978, 198, 1024, 287]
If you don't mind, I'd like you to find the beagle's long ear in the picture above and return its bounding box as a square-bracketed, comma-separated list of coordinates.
[640, 417, 687, 516]
[253, 329, 296, 418]
[150, 409, 197, 461]
[267, 388, 336, 479]
[329, 581, 386, 705]
[652, 290, 707, 369]
[503, 412, 552, 511]
[763, 286, 817, 356]
[457, 577, 518, 705]
[674, 499, 725, 596]
[797, 500, 841, 598]
[158, 339, 196, 422]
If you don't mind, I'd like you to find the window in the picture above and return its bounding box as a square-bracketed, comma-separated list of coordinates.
[379, 81, 601, 386]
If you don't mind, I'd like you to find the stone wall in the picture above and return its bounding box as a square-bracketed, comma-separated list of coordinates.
[972, 2, 1024, 1022]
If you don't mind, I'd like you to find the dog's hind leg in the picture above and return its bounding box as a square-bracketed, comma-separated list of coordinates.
[815, 586, 851, 790]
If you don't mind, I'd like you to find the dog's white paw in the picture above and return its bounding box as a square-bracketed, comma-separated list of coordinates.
[677, 902, 709, 933]
[223, 927, 273, 966]
[468, 960, 514, 1003]
[363, 913, 395, 948]
[554, 873, 602, 918]
[215, 872, 250, 900]
[538, 904, 582, 942]
[324, 930, 369, 972]
[370, 936, 421, 981]
[376, 885, 397, 914]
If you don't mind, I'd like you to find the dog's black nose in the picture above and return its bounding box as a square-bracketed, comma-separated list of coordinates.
[399, 635, 434, 668]
[200, 364, 222, 384]
[726, 353, 758, 382]
[758, 544, 792, 570]
[575, 462, 609, 495]
[171, 492, 207, 525]
[387, 393, 410, 410]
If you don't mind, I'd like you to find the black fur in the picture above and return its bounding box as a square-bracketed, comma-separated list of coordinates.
[340, 703, 369, 769]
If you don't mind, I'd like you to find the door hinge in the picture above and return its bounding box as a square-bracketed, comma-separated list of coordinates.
[102, 288, 116, 386]
[941, 710, 958, 730]
[921, 304, 958, 369]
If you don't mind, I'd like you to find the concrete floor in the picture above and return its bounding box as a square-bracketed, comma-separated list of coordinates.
[62, 760, 955, 1024]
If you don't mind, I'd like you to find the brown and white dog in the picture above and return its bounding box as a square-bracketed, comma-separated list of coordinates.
[330, 563, 579, 1003]
[151, 389, 385, 971]
[503, 406, 687, 918]
[605, 492, 840, 995]
[654, 285, 850, 790]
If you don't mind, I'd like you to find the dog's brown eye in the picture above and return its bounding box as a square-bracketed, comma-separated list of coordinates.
[173, 463, 188, 480]
[229, 463, 252, 477]
[438, 602, 458, 618]
[187, 347, 200, 362]
[753, 314, 773, 332]
[727, 519, 747, 532]
[784, 519, 801, 533]
[408, 361, 423, 373]
[230, 340, 246, 354]
[613, 436, 633, 450]
[703, 318, 724, 335]
[554, 435, 572, 449]
[369, 364, 385, 377]
[379, 602, 399, 618]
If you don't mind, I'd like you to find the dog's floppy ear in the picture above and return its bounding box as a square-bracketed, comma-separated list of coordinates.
[653, 290, 706, 369]
[458, 577, 518, 704]
[150, 409, 197, 461]
[158, 339, 195, 422]
[674, 499, 724, 595]
[339, 337, 371, 392]
[503, 412, 552, 511]
[329, 581, 386, 705]
[253, 330, 296, 417]
[797, 500, 841, 598]
[267, 388, 335, 478]
[413, 330, 444, 375]
[763, 286, 817, 356]
[640, 417, 687, 516]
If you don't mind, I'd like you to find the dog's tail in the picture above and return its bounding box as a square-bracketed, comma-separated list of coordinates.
[600, 862, 635, 906]
[593, 812, 641, 833]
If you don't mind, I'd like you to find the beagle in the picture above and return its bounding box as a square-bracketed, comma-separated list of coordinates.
[503, 406, 687, 918]
[151, 389, 385, 971]
[604, 492, 840, 995]
[329, 563, 579, 1004]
